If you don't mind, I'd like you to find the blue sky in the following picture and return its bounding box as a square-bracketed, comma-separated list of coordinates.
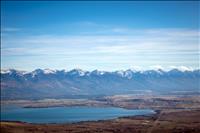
[1, 1, 200, 71]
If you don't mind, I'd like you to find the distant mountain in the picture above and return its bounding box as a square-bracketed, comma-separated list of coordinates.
[1, 68, 200, 100]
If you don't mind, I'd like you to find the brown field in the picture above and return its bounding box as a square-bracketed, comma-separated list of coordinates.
[1, 109, 200, 133]
[2, 95, 200, 110]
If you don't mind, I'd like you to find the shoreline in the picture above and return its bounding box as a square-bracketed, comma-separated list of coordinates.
[1, 105, 157, 124]
[1, 109, 200, 133]
[0, 112, 157, 125]
[1, 109, 159, 125]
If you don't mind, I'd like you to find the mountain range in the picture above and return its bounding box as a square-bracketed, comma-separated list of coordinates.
[1, 68, 200, 100]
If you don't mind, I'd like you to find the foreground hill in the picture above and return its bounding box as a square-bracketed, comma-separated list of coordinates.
[1, 68, 200, 100]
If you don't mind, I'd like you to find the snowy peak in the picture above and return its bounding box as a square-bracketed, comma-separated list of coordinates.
[115, 69, 141, 78]
[43, 69, 56, 74]
[31, 68, 56, 75]
[32, 69, 44, 74]
[1, 68, 200, 79]
[1, 69, 27, 75]
[91, 70, 106, 76]
[1, 69, 13, 74]
[169, 66, 193, 72]
[67, 69, 88, 76]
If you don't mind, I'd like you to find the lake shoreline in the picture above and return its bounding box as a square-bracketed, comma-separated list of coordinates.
[1, 109, 200, 133]
[1, 105, 156, 124]
[1, 95, 200, 132]
[0, 113, 157, 125]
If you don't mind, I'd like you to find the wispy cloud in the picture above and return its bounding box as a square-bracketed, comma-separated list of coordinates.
[1, 28, 199, 70]
[2, 27, 21, 32]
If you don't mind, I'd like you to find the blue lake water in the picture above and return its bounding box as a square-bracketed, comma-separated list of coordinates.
[1, 105, 155, 123]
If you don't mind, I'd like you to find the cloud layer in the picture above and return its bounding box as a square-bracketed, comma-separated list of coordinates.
[1, 27, 199, 71]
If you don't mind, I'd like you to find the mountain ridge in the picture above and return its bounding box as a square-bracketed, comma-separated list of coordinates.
[1, 68, 200, 100]
[1, 68, 199, 77]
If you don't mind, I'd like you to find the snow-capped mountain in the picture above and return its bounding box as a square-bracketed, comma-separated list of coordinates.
[1, 69, 28, 75]
[1, 68, 200, 100]
[1, 68, 199, 78]
[67, 69, 88, 77]
[115, 69, 144, 78]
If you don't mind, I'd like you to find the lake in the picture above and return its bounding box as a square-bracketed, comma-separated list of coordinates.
[1, 105, 155, 123]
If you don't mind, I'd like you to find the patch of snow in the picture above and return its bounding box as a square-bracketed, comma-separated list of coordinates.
[1, 69, 12, 74]
[43, 69, 56, 74]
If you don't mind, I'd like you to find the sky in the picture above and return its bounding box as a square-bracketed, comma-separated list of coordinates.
[1, 1, 200, 71]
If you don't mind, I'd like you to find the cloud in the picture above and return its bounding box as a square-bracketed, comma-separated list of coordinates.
[2, 27, 21, 32]
[1, 28, 199, 70]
